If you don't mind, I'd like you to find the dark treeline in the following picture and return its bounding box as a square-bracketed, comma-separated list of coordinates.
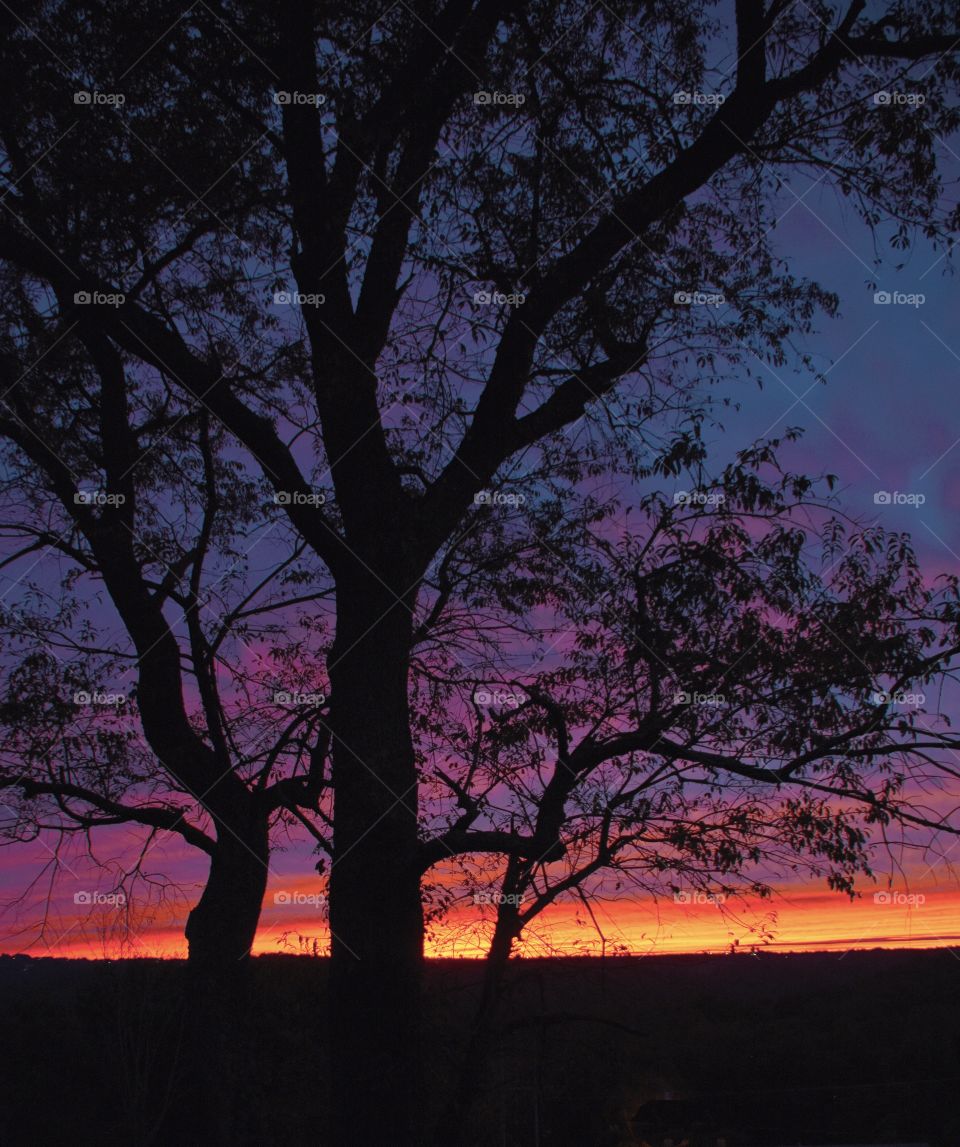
[1, 950, 958, 1146]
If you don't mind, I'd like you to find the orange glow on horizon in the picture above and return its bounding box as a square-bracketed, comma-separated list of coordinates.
[7, 880, 958, 962]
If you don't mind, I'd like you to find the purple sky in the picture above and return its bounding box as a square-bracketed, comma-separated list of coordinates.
[3, 126, 960, 960]
[709, 173, 960, 576]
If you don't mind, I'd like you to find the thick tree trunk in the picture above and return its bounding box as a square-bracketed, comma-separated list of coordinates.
[327, 580, 425, 1146]
[163, 820, 270, 1146]
[185, 825, 269, 968]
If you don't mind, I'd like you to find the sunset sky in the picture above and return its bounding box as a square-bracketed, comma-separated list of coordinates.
[3, 132, 960, 965]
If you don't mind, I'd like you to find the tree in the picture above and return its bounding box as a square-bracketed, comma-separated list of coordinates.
[1, 2, 959, 1143]
[422, 454, 960, 1138]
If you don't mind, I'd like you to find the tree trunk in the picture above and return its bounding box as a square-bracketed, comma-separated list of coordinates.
[327, 579, 424, 1146]
[163, 819, 270, 1146]
[185, 823, 269, 968]
[434, 862, 525, 1146]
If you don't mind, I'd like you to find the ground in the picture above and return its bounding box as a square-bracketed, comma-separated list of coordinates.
[0, 948, 957, 1145]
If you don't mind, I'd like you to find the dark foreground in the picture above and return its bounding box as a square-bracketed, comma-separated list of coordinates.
[0, 948, 957, 1146]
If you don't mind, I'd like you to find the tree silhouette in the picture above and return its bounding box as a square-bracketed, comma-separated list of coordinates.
[1, 2, 959, 1143]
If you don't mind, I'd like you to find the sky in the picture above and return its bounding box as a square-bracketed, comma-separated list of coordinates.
[2, 99, 960, 965]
